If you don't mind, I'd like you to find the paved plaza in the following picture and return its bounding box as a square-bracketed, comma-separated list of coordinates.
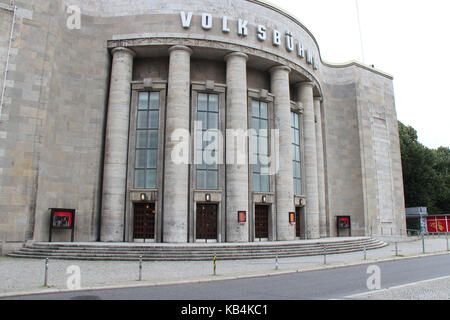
[0, 236, 448, 298]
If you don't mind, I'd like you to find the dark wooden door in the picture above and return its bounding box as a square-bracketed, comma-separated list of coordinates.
[255, 205, 269, 239]
[196, 204, 217, 240]
[133, 203, 155, 240]
[296, 207, 301, 237]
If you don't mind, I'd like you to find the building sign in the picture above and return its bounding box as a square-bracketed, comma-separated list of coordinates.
[180, 12, 318, 71]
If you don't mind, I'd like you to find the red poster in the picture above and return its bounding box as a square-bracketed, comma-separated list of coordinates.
[426, 217, 449, 233]
[53, 211, 73, 228]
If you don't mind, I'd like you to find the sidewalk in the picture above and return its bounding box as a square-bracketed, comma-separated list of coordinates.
[0, 236, 449, 297]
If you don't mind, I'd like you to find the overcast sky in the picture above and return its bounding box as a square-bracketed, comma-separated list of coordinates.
[272, 0, 449, 149]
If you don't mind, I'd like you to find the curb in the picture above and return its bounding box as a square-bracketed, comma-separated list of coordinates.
[1, 251, 449, 299]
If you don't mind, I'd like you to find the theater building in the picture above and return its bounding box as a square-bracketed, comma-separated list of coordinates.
[0, 0, 406, 252]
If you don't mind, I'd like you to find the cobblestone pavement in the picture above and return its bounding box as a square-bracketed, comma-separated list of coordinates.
[0, 236, 449, 297]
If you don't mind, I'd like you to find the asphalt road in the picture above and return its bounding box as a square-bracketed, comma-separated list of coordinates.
[3, 254, 449, 300]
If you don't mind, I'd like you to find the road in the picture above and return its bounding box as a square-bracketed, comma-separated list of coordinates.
[2, 254, 449, 300]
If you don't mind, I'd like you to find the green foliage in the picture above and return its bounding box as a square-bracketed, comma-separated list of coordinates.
[398, 121, 449, 214]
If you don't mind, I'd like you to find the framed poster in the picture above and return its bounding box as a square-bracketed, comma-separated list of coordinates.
[49, 208, 76, 242]
[336, 216, 351, 237]
[238, 211, 247, 224]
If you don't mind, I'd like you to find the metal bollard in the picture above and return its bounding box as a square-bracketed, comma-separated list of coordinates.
[363, 244, 367, 260]
[138, 256, 143, 281]
[44, 258, 49, 287]
[323, 246, 327, 265]
[395, 241, 399, 256]
[275, 251, 279, 270]
[422, 232, 426, 254]
[213, 253, 217, 276]
[445, 232, 450, 251]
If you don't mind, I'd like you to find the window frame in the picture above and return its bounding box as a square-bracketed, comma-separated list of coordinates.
[247, 89, 275, 194]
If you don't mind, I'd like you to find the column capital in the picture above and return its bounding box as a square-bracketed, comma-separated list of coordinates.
[111, 46, 136, 58]
[294, 81, 315, 89]
[224, 51, 249, 62]
[168, 45, 193, 56]
[268, 65, 291, 74]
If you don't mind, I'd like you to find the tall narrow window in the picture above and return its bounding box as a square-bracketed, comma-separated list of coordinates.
[196, 93, 219, 190]
[291, 112, 302, 195]
[134, 91, 160, 189]
[252, 100, 270, 192]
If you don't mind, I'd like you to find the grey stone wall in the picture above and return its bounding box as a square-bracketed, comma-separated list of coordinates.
[0, 0, 406, 250]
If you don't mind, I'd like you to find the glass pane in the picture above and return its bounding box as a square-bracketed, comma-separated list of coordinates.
[136, 131, 147, 148]
[135, 150, 147, 169]
[260, 175, 270, 192]
[208, 94, 219, 112]
[197, 111, 207, 129]
[134, 170, 145, 189]
[294, 113, 299, 128]
[207, 163, 218, 170]
[252, 100, 259, 118]
[259, 119, 268, 136]
[146, 169, 157, 189]
[260, 102, 268, 119]
[149, 92, 160, 110]
[259, 137, 269, 155]
[198, 93, 208, 111]
[253, 174, 260, 192]
[294, 161, 301, 178]
[206, 171, 218, 190]
[148, 130, 158, 148]
[137, 111, 148, 129]
[147, 149, 157, 168]
[295, 179, 302, 195]
[148, 111, 159, 129]
[138, 92, 148, 110]
[253, 162, 261, 174]
[208, 113, 218, 129]
[294, 145, 300, 161]
[197, 170, 206, 190]
[197, 162, 207, 170]
[252, 117, 259, 131]
[293, 128, 299, 145]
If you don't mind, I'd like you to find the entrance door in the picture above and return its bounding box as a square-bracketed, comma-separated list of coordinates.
[196, 204, 218, 240]
[133, 203, 155, 240]
[295, 207, 301, 238]
[255, 205, 269, 240]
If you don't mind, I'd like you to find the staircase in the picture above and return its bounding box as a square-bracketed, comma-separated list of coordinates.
[8, 237, 387, 261]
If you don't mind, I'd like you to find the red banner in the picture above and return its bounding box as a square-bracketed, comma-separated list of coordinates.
[426, 216, 449, 233]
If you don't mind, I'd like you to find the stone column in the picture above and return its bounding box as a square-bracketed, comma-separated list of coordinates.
[314, 97, 327, 238]
[296, 82, 320, 239]
[269, 66, 295, 241]
[163, 45, 193, 243]
[224, 52, 249, 242]
[101, 47, 136, 242]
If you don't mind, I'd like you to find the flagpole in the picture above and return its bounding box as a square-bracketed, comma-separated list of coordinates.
[355, 0, 365, 64]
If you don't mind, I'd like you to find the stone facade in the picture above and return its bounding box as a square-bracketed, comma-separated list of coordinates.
[0, 0, 406, 252]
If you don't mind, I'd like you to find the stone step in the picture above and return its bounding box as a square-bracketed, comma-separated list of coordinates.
[18, 241, 383, 255]
[8, 238, 387, 261]
[27, 238, 381, 251]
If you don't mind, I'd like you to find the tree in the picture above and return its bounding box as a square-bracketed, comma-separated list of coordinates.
[398, 121, 449, 215]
